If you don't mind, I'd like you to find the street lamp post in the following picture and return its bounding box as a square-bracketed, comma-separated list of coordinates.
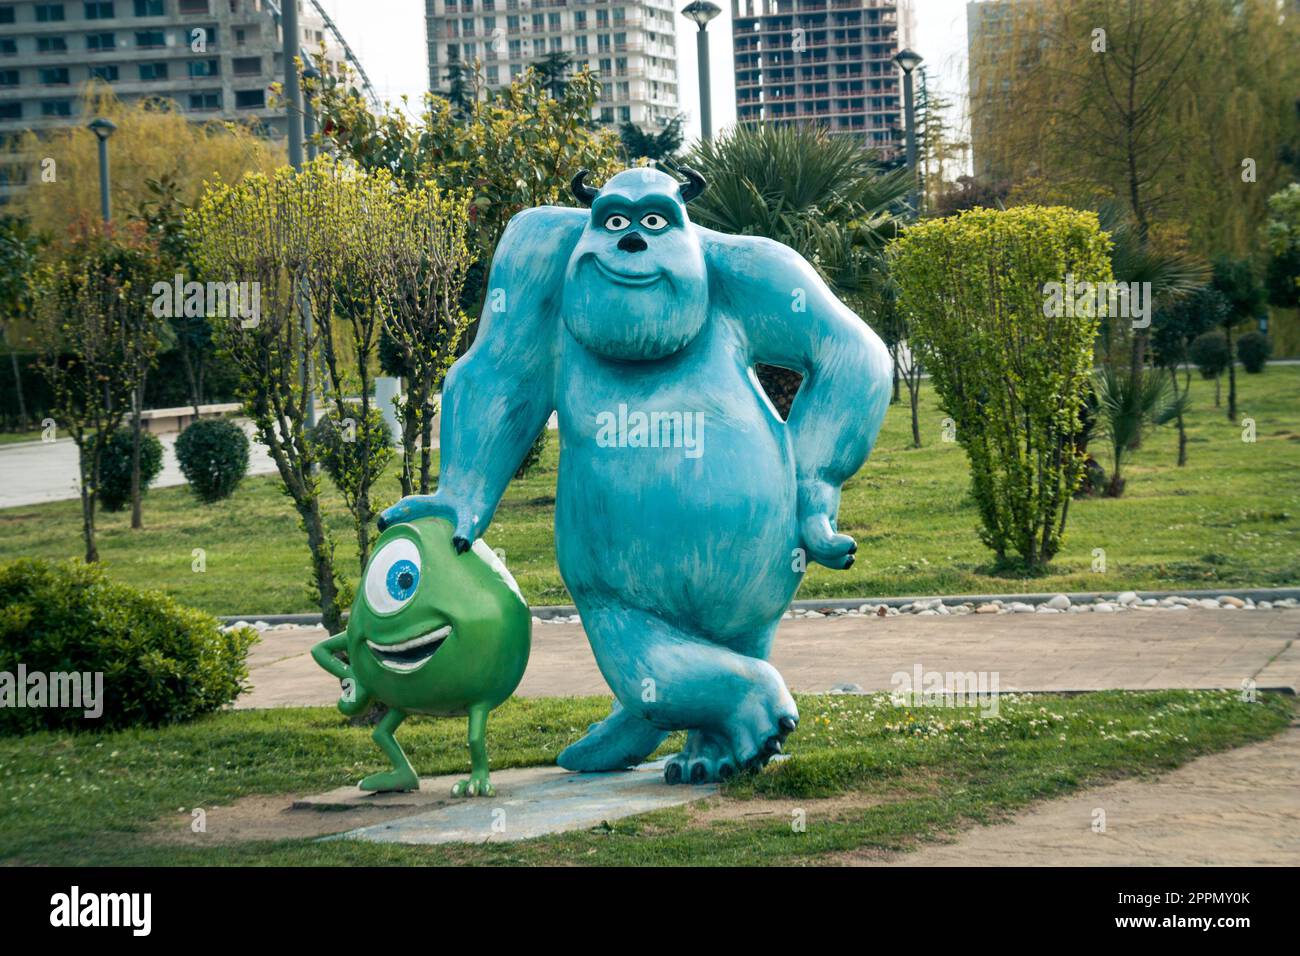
[86, 117, 116, 223]
[682, 1, 721, 141]
[892, 48, 923, 217]
[302, 63, 320, 162]
[282, 0, 304, 169]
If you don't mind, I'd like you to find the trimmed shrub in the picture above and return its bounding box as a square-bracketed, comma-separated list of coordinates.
[1189, 330, 1231, 380]
[98, 427, 165, 512]
[889, 205, 1111, 571]
[309, 407, 395, 499]
[1236, 330, 1272, 374]
[175, 418, 250, 503]
[0, 559, 256, 734]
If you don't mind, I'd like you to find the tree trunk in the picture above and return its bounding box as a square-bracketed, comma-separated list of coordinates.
[1225, 324, 1237, 422]
[1171, 368, 1187, 467]
[180, 343, 201, 418]
[9, 351, 28, 430]
[78, 444, 98, 562]
[130, 378, 145, 530]
[1214, 374, 1220, 407]
[303, 497, 341, 633]
[908, 380, 921, 448]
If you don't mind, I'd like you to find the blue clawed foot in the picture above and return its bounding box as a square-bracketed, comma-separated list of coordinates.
[558, 700, 669, 772]
[663, 713, 798, 785]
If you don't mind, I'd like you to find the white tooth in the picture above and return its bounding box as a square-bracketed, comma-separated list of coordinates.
[367, 625, 451, 655]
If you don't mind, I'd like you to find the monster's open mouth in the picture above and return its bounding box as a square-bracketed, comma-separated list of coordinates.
[591, 257, 664, 288]
[366, 625, 451, 673]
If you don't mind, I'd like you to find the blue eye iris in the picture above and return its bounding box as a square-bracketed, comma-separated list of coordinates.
[386, 559, 419, 601]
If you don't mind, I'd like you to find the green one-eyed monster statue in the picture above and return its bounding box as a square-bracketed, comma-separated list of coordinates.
[312, 518, 531, 796]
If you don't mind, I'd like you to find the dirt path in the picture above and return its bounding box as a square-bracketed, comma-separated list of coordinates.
[843, 722, 1300, 866]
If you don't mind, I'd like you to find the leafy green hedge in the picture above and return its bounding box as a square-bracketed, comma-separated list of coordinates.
[890, 205, 1111, 570]
[0, 559, 256, 734]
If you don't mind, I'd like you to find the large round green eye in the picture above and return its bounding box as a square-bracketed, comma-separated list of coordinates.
[365, 538, 422, 614]
[640, 213, 668, 231]
[604, 214, 630, 231]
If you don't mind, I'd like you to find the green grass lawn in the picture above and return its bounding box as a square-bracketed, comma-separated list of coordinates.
[0, 690, 1288, 866]
[0, 429, 42, 446]
[1, 367, 1297, 614]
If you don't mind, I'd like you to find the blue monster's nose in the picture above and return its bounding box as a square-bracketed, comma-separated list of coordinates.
[618, 232, 648, 253]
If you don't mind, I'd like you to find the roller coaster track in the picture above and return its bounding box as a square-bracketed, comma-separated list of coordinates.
[263, 0, 383, 110]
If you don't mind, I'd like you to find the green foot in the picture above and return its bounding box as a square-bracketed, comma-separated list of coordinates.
[359, 767, 419, 793]
[451, 773, 495, 797]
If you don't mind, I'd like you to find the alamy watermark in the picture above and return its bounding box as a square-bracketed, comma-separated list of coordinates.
[1043, 274, 1152, 329]
[890, 662, 1000, 717]
[151, 273, 261, 328]
[595, 404, 705, 459]
[0, 665, 103, 719]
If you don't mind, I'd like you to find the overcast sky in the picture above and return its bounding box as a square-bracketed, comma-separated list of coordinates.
[320, 0, 971, 145]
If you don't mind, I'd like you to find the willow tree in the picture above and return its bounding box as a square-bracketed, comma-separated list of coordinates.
[191, 161, 343, 630]
[31, 222, 163, 561]
[970, 0, 1300, 259]
[9, 83, 281, 240]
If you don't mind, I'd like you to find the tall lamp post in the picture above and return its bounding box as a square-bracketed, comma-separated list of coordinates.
[86, 117, 116, 223]
[682, 1, 721, 141]
[892, 48, 923, 217]
[282, 0, 304, 169]
[302, 63, 320, 162]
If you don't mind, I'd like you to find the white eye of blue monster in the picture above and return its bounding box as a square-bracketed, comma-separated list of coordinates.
[604, 214, 630, 231]
[364, 538, 422, 615]
[640, 213, 668, 231]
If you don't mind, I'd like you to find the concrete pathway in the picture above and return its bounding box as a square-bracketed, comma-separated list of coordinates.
[0, 424, 279, 508]
[238, 608, 1300, 709]
[856, 722, 1300, 866]
[310, 759, 717, 846]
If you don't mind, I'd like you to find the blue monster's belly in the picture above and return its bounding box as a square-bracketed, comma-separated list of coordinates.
[554, 325, 802, 639]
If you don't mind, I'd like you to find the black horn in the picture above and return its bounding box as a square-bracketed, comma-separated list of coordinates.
[677, 166, 708, 204]
[570, 169, 599, 207]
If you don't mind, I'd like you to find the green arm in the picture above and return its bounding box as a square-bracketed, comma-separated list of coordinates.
[311, 632, 351, 679]
[311, 632, 371, 715]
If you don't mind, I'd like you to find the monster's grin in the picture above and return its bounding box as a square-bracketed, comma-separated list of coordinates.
[367, 625, 451, 673]
[591, 257, 664, 288]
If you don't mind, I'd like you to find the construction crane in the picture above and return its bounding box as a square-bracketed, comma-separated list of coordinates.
[262, 0, 383, 111]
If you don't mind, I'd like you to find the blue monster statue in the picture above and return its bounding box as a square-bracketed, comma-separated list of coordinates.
[380, 167, 891, 783]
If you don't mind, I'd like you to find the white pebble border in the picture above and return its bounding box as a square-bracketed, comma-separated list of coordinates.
[525, 593, 1299, 627]
[220, 594, 1299, 632]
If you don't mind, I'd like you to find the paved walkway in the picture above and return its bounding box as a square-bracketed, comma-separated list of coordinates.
[238, 608, 1300, 709]
[0, 426, 279, 508]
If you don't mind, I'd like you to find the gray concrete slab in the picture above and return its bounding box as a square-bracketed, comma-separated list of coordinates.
[320, 759, 715, 845]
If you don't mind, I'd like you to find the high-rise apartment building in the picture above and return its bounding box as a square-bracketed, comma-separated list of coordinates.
[0, 0, 345, 139]
[424, 0, 680, 130]
[731, 0, 907, 156]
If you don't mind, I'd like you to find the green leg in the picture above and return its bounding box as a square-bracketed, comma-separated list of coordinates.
[359, 708, 419, 792]
[452, 702, 495, 797]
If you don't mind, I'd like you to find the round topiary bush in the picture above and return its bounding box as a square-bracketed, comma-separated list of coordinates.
[175, 418, 250, 503]
[1189, 330, 1231, 380]
[1236, 330, 1272, 374]
[0, 559, 256, 734]
[98, 427, 164, 512]
[309, 407, 395, 495]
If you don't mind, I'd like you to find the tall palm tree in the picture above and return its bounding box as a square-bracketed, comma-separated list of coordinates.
[685, 124, 910, 415]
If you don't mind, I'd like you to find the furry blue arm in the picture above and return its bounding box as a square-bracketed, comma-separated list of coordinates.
[704, 230, 893, 568]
